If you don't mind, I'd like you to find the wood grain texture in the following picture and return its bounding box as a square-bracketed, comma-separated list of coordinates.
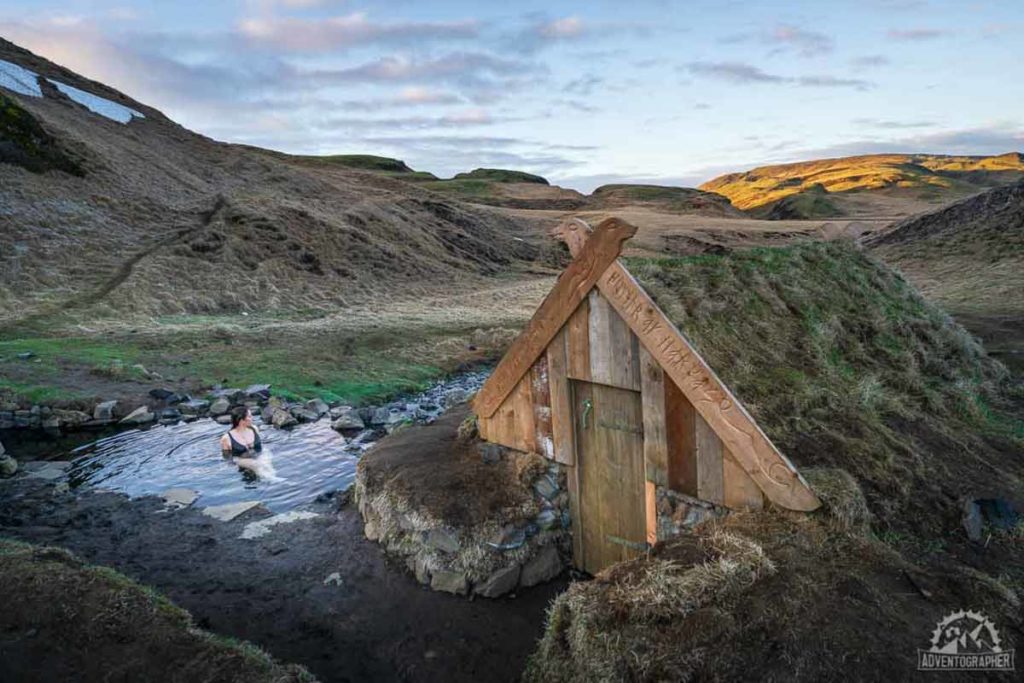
[473, 217, 636, 418]
[665, 376, 697, 497]
[555, 220, 819, 511]
[723, 448, 764, 510]
[575, 380, 647, 574]
[587, 290, 641, 391]
[639, 345, 668, 487]
[565, 297, 591, 382]
[695, 413, 725, 505]
[546, 327, 575, 466]
[645, 480, 658, 545]
[530, 354, 554, 459]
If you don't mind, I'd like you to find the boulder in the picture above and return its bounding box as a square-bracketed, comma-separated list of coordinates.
[430, 569, 469, 595]
[306, 398, 330, 417]
[414, 555, 431, 584]
[520, 545, 563, 587]
[290, 407, 319, 423]
[0, 455, 17, 478]
[179, 399, 209, 415]
[209, 397, 231, 416]
[53, 409, 91, 429]
[148, 388, 175, 400]
[534, 508, 560, 531]
[474, 565, 521, 598]
[534, 475, 559, 501]
[425, 528, 460, 553]
[368, 407, 391, 426]
[272, 408, 298, 429]
[244, 384, 272, 400]
[160, 408, 181, 421]
[120, 406, 155, 426]
[486, 525, 526, 550]
[260, 405, 274, 423]
[212, 388, 246, 403]
[201, 501, 265, 522]
[330, 409, 365, 431]
[93, 400, 118, 421]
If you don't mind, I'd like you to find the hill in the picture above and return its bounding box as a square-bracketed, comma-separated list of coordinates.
[868, 180, 1024, 374]
[701, 152, 1024, 218]
[0, 38, 563, 405]
[452, 168, 549, 184]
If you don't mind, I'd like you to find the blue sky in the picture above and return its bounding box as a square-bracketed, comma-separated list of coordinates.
[2, 0, 1022, 190]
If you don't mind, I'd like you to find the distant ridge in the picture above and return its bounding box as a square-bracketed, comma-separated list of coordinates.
[701, 152, 1024, 218]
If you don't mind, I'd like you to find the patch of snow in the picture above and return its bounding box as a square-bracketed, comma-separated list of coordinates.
[202, 500, 265, 522]
[240, 510, 319, 540]
[0, 59, 42, 97]
[47, 79, 144, 123]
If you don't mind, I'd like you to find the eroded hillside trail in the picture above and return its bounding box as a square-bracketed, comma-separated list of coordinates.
[11, 195, 228, 330]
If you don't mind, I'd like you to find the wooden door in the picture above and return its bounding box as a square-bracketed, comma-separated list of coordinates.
[572, 380, 647, 574]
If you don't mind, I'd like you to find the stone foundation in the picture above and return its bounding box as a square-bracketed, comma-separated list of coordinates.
[356, 441, 572, 598]
[656, 487, 729, 540]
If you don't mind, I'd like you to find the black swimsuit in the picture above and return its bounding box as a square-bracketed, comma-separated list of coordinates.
[226, 427, 262, 457]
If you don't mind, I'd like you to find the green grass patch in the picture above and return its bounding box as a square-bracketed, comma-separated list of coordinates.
[452, 168, 549, 184]
[421, 179, 497, 197]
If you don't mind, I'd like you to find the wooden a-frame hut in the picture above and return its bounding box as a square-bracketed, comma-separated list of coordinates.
[472, 217, 820, 574]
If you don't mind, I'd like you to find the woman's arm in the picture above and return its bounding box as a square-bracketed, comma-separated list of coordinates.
[220, 433, 232, 458]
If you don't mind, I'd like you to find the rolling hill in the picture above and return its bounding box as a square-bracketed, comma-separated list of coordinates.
[868, 180, 1024, 373]
[701, 152, 1024, 218]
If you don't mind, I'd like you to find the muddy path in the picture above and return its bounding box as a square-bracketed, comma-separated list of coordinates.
[0, 476, 566, 682]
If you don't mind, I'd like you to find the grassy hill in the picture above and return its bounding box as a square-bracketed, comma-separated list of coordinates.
[452, 168, 549, 184]
[869, 180, 1024, 374]
[0, 37, 562, 405]
[701, 152, 1024, 218]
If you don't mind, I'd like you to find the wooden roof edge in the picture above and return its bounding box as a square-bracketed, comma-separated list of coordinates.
[563, 220, 821, 512]
[472, 216, 638, 419]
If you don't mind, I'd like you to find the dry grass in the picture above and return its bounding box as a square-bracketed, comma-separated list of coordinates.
[700, 152, 1024, 212]
[626, 241, 1023, 540]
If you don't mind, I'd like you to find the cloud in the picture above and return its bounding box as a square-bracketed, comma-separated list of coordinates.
[236, 12, 480, 52]
[686, 61, 785, 84]
[536, 16, 585, 40]
[304, 52, 530, 86]
[723, 24, 834, 57]
[685, 61, 873, 90]
[321, 108, 503, 131]
[853, 118, 935, 129]
[337, 87, 463, 111]
[886, 28, 950, 41]
[851, 54, 890, 67]
[563, 73, 604, 95]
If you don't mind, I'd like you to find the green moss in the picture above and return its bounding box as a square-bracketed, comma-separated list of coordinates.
[0, 92, 83, 176]
[452, 168, 549, 184]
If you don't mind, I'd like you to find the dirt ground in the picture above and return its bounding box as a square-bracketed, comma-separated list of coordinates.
[0, 475, 567, 682]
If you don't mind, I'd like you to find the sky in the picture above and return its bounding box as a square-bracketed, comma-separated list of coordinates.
[1, 0, 1022, 191]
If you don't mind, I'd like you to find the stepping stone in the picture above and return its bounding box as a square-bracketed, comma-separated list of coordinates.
[202, 501, 264, 522]
[161, 488, 199, 508]
[239, 511, 319, 539]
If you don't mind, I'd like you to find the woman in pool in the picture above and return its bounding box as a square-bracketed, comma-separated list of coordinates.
[220, 407, 279, 480]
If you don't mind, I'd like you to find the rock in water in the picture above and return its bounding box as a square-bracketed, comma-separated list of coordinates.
[0, 454, 17, 478]
[161, 488, 199, 508]
[306, 398, 330, 417]
[120, 406, 155, 426]
[93, 400, 118, 421]
[209, 397, 231, 416]
[272, 408, 298, 429]
[330, 408, 365, 431]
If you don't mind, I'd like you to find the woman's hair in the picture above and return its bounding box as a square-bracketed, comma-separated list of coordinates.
[229, 406, 250, 428]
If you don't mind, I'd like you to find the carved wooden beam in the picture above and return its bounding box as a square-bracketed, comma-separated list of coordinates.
[559, 220, 820, 512]
[473, 217, 637, 418]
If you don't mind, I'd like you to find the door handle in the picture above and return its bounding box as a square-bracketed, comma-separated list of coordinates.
[580, 398, 593, 430]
